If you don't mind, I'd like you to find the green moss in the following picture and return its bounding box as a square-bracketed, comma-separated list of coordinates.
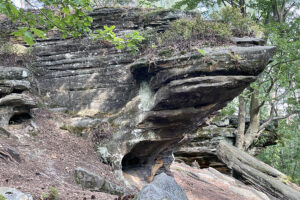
[158, 49, 174, 57]
[74, 174, 81, 185]
[64, 110, 78, 116]
[60, 124, 88, 138]
[0, 194, 6, 200]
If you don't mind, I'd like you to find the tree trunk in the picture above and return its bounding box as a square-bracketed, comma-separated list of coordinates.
[239, 0, 246, 17]
[243, 90, 260, 150]
[235, 95, 246, 149]
[217, 141, 300, 200]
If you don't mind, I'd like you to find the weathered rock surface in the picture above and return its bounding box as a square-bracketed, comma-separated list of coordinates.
[216, 141, 300, 200]
[32, 8, 276, 189]
[1, 7, 298, 200]
[0, 66, 37, 127]
[174, 115, 278, 173]
[137, 172, 188, 200]
[0, 187, 33, 200]
[172, 162, 272, 200]
[74, 167, 127, 196]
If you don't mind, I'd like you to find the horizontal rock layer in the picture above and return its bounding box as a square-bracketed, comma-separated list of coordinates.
[32, 7, 276, 193]
[0, 66, 37, 127]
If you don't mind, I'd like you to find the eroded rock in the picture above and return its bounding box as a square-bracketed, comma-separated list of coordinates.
[32, 7, 276, 191]
[0, 66, 37, 127]
[74, 167, 127, 196]
[0, 187, 33, 200]
[137, 173, 188, 200]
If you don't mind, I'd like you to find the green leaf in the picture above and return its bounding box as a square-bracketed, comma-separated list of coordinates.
[24, 31, 34, 46]
[63, 7, 70, 15]
[11, 27, 28, 37]
[30, 28, 47, 39]
[197, 48, 206, 56]
[87, 16, 93, 23]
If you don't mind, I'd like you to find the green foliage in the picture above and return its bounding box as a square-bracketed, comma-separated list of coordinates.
[161, 16, 232, 44]
[42, 186, 59, 200]
[138, 0, 158, 8]
[257, 119, 300, 185]
[211, 6, 256, 36]
[1, 0, 93, 45]
[220, 97, 238, 116]
[92, 26, 125, 50]
[0, 194, 5, 200]
[125, 30, 146, 54]
[92, 26, 145, 54]
[197, 48, 206, 56]
[229, 52, 242, 63]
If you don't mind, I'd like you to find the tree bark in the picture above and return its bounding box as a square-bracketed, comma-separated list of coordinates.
[235, 95, 246, 149]
[243, 90, 260, 150]
[239, 0, 246, 17]
[217, 141, 300, 200]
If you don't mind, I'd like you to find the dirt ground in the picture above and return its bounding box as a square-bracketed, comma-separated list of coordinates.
[0, 109, 123, 200]
[0, 108, 284, 200]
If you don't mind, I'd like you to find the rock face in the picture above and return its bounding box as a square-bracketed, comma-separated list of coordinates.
[74, 167, 127, 196]
[137, 172, 188, 200]
[0, 66, 37, 127]
[171, 162, 272, 200]
[174, 115, 278, 173]
[31, 8, 276, 188]
[0, 187, 33, 200]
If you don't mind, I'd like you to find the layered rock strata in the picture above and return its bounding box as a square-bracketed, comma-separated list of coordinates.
[32, 8, 276, 189]
[174, 115, 278, 173]
[0, 66, 37, 128]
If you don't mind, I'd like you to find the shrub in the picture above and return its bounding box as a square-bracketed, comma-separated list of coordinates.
[42, 186, 59, 200]
[211, 6, 257, 37]
[162, 17, 232, 43]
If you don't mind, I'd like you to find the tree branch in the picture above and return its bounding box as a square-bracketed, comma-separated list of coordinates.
[24, 0, 68, 31]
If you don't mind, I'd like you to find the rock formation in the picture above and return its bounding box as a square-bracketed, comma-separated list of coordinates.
[32, 8, 276, 189]
[0, 67, 37, 128]
[3, 7, 299, 200]
[174, 115, 278, 173]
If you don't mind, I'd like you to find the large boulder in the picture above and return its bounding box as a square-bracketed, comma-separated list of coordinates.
[74, 167, 127, 196]
[137, 173, 188, 200]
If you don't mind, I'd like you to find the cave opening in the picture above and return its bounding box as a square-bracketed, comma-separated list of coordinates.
[121, 140, 174, 171]
[122, 152, 146, 170]
[11, 88, 25, 94]
[9, 113, 32, 125]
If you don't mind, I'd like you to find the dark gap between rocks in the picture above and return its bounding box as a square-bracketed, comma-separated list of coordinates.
[9, 113, 32, 125]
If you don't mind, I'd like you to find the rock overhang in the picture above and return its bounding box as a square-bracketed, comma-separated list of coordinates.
[30, 7, 276, 188]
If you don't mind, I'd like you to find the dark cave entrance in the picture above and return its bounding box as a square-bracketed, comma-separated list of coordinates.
[121, 139, 176, 171]
[9, 113, 32, 125]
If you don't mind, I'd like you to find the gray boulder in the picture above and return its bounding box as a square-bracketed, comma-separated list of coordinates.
[0, 187, 33, 200]
[137, 173, 188, 200]
[74, 167, 127, 196]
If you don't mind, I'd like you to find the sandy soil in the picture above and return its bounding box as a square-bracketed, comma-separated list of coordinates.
[0, 109, 124, 200]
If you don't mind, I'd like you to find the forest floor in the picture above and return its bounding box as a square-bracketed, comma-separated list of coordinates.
[0, 109, 121, 200]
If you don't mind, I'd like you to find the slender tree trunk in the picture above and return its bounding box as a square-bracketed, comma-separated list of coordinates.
[243, 90, 260, 150]
[239, 0, 246, 17]
[236, 95, 246, 149]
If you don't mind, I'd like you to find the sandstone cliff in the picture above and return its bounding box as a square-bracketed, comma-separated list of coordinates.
[1, 7, 299, 200]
